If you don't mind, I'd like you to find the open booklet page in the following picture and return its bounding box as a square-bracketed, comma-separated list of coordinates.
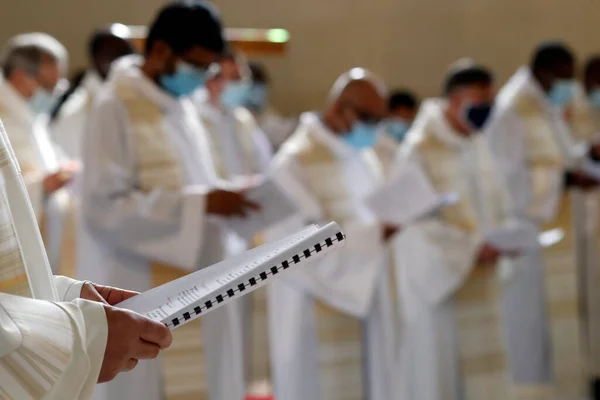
[366, 161, 458, 225]
[225, 179, 299, 240]
[117, 222, 345, 329]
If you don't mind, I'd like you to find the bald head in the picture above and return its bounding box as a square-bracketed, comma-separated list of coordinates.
[324, 68, 387, 135]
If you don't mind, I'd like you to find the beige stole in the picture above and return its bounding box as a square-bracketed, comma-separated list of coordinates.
[414, 128, 510, 399]
[201, 108, 261, 179]
[115, 81, 208, 400]
[514, 93, 585, 396]
[290, 127, 368, 400]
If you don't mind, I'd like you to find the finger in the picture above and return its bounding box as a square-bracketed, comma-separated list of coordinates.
[132, 340, 161, 360]
[81, 283, 109, 304]
[242, 199, 261, 211]
[121, 358, 139, 372]
[139, 318, 173, 349]
[95, 284, 139, 305]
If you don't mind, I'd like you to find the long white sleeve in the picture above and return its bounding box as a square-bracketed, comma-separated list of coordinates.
[0, 293, 107, 400]
[391, 155, 481, 305]
[81, 94, 207, 271]
[486, 106, 564, 224]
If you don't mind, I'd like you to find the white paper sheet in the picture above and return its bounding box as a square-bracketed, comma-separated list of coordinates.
[117, 222, 345, 329]
[366, 161, 458, 225]
[485, 223, 564, 252]
[225, 179, 299, 240]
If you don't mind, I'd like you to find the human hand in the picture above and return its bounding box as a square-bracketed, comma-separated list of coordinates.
[206, 189, 261, 218]
[43, 163, 78, 195]
[98, 306, 172, 383]
[571, 170, 599, 191]
[80, 282, 139, 306]
[476, 242, 502, 265]
[382, 224, 400, 241]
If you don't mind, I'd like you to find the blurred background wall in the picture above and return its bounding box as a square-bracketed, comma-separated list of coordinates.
[1, 0, 599, 114]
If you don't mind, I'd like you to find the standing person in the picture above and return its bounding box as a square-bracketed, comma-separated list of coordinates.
[50, 25, 135, 160]
[393, 60, 539, 400]
[195, 53, 272, 180]
[487, 41, 595, 397]
[377, 89, 419, 175]
[0, 118, 172, 399]
[564, 55, 600, 400]
[80, 2, 258, 400]
[0, 33, 79, 277]
[245, 61, 297, 149]
[268, 68, 399, 400]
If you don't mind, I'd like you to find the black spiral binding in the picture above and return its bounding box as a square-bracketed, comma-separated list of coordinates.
[166, 231, 345, 328]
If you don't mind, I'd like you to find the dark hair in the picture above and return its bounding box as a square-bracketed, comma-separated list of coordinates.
[443, 61, 493, 95]
[249, 61, 269, 84]
[388, 90, 417, 111]
[49, 69, 87, 122]
[88, 28, 132, 60]
[145, 0, 225, 56]
[585, 55, 600, 81]
[531, 41, 574, 72]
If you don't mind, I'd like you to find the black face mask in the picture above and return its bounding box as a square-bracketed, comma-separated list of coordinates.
[463, 102, 493, 131]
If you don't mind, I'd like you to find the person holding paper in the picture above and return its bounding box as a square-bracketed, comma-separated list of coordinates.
[267, 68, 399, 400]
[195, 52, 273, 180]
[486, 42, 598, 397]
[80, 3, 258, 400]
[0, 118, 172, 399]
[392, 60, 552, 400]
[0, 33, 79, 278]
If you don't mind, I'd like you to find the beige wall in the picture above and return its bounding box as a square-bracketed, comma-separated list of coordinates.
[1, 0, 600, 114]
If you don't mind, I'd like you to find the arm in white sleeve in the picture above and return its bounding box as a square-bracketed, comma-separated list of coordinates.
[390, 153, 481, 305]
[0, 293, 107, 400]
[81, 93, 207, 270]
[53, 275, 86, 302]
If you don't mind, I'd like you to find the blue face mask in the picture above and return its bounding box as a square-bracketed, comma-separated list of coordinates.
[246, 84, 268, 110]
[160, 61, 206, 98]
[343, 122, 379, 150]
[385, 119, 411, 142]
[548, 79, 577, 107]
[221, 81, 252, 110]
[589, 88, 600, 109]
[28, 88, 56, 115]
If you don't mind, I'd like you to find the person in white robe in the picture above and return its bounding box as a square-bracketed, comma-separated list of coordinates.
[377, 89, 419, 176]
[195, 52, 272, 180]
[49, 25, 135, 160]
[0, 33, 79, 277]
[486, 42, 599, 398]
[564, 55, 600, 400]
[393, 60, 551, 400]
[245, 61, 298, 150]
[0, 118, 172, 400]
[80, 3, 259, 400]
[267, 68, 399, 400]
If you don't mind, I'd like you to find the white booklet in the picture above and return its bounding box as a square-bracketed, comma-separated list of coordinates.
[366, 161, 459, 225]
[225, 179, 299, 240]
[485, 224, 564, 252]
[117, 222, 345, 329]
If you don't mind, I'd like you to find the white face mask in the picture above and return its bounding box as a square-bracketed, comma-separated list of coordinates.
[28, 88, 56, 115]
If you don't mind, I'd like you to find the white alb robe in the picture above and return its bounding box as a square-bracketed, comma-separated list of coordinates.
[267, 112, 398, 400]
[487, 67, 583, 396]
[393, 99, 547, 400]
[565, 83, 600, 379]
[195, 95, 272, 180]
[80, 56, 244, 400]
[0, 80, 74, 276]
[49, 70, 103, 161]
[0, 118, 107, 400]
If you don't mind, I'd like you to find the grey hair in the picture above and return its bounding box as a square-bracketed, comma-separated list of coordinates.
[328, 67, 387, 103]
[1, 33, 68, 79]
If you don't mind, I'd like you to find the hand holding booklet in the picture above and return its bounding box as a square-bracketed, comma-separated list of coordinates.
[117, 222, 345, 329]
[366, 161, 459, 225]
